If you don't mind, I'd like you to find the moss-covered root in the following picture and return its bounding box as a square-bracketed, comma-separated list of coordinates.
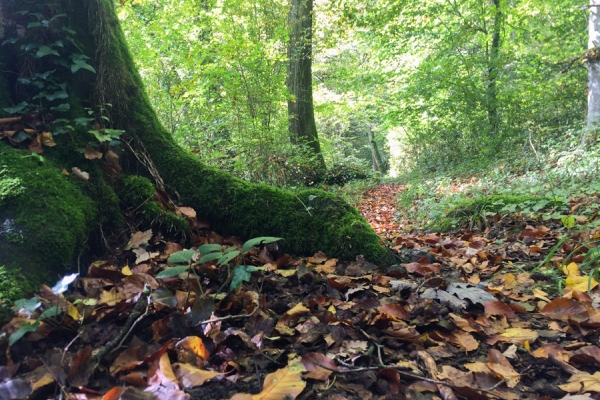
[117, 174, 190, 238]
[87, 0, 391, 263]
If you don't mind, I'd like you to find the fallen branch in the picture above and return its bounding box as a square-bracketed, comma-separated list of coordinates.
[194, 303, 259, 326]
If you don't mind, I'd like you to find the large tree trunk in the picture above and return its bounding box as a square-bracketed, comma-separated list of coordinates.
[286, 0, 325, 171]
[0, 0, 389, 300]
[587, 0, 600, 135]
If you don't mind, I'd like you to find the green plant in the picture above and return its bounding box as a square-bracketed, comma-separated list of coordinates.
[7, 273, 78, 346]
[156, 237, 282, 293]
[1, 9, 95, 117]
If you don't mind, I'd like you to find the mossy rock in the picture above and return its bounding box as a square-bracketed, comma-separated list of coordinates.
[0, 143, 96, 295]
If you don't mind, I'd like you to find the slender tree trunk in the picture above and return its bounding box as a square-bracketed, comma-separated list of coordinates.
[366, 126, 383, 173]
[486, 0, 502, 136]
[286, 0, 325, 170]
[587, 0, 600, 136]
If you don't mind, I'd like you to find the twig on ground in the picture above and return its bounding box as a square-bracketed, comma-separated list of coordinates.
[194, 303, 259, 326]
[92, 286, 151, 372]
[60, 332, 81, 367]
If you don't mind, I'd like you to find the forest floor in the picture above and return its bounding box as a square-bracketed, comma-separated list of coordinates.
[3, 183, 600, 400]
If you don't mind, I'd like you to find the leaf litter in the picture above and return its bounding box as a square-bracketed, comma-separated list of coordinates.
[2, 184, 600, 399]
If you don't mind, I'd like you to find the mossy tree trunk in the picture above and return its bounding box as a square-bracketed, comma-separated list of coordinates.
[0, 0, 389, 300]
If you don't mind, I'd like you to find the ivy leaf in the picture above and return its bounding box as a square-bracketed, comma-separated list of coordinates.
[14, 297, 41, 313]
[35, 46, 60, 58]
[3, 101, 29, 114]
[151, 287, 178, 308]
[50, 103, 70, 112]
[230, 265, 264, 291]
[71, 60, 96, 74]
[217, 250, 240, 266]
[231, 265, 252, 291]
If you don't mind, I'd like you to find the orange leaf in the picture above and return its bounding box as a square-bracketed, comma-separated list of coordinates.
[176, 336, 210, 360]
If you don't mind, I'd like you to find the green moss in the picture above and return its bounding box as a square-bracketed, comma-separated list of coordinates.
[117, 175, 190, 238]
[0, 264, 35, 303]
[0, 142, 96, 273]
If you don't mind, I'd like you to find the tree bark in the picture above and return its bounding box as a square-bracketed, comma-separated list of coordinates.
[0, 0, 389, 297]
[366, 125, 384, 173]
[486, 0, 502, 136]
[286, 0, 325, 170]
[587, 0, 600, 135]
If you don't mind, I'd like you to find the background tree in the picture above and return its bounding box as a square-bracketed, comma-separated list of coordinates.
[287, 0, 325, 172]
[587, 0, 600, 135]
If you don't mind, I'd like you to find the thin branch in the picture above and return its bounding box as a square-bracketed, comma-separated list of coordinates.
[194, 303, 260, 326]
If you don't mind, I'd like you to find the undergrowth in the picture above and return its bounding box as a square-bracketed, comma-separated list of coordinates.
[394, 128, 600, 231]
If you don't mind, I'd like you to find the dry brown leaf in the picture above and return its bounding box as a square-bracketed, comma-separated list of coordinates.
[174, 363, 222, 388]
[84, 142, 103, 159]
[540, 298, 588, 322]
[559, 371, 600, 393]
[71, 167, 89, 181]
[486, 349, 520, 388]
[301, 352, 338, 381]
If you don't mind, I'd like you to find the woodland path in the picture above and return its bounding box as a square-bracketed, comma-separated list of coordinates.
[356, 183, 404, 238]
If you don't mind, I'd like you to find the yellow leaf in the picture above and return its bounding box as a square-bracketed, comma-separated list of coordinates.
[562, 262, 579, 276]
[253, 360, 306, 400]
[559, 371, 600, 393]
[68, 303, 81, 321]
[565, 275, 598, 292]
[121, 265, 133, 276]
[99, 287, 126, 306]
[275, 269, 296, 277]
[498, 328, 539, 346]
[533, 288, 551, 302]
[286, 303, 309, 316]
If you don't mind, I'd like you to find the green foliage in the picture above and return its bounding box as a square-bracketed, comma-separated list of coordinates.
[8, 272, 78, 346]
[157, 237, 279, 293]
[439, 194, 567, 231]
[1, 5, 95, 117]
[396, 134, 600, 231]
